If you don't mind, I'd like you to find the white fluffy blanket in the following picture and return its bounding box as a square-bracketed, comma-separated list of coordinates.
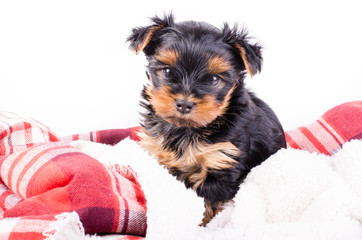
[72, 139, 362, 240]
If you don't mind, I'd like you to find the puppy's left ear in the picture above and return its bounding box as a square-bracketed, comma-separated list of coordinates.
[127, 14, 175, 56]
[222, 24, 263, 77]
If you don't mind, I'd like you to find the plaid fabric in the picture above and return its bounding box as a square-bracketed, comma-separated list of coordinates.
[0, 112, 146, 239]
[0, 111, 140, 157]
[0, 141, 147, 234]
[0, 111, 60, 156]
[285, 101, 362, 155]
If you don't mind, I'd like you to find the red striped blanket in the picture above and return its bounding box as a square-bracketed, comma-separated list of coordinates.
[0, 112, 145, 239]
[0, 101, 361, 239]
[286, 101, 362, 155]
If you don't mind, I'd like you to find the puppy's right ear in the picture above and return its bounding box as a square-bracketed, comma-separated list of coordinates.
[127, 14, 175, 56]
[222, 23, 263, 78]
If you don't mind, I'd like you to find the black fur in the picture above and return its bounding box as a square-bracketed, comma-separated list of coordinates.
[128, 14, 286, 220]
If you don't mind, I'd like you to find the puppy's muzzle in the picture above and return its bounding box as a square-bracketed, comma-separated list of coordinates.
[175, 99, 195, 114]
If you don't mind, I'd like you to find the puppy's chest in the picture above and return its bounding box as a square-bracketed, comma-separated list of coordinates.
[138, 129, 240, 189]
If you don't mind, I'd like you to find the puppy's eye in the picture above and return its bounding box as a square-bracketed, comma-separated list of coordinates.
[211, 75, 221, 87]
[162, 67, 172, 79]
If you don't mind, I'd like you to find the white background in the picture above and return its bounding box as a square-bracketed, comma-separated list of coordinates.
[0, 0, 361, 136]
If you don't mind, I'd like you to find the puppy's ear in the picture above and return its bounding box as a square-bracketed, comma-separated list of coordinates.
[127, 14, 175, 56]
[222, 24, 263, 77]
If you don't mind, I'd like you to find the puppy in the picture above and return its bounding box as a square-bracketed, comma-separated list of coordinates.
[127, 14, 286, 226]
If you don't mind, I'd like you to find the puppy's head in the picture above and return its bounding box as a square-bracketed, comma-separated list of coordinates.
[128, 14, 262, 128]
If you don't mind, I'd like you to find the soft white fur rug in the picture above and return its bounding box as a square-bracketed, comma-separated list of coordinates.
[71, 139, 362, 240]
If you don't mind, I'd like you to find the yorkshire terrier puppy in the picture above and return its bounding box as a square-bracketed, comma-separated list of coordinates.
[127, 14, 286, 226]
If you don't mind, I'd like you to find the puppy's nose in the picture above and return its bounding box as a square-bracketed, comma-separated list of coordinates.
[175, 99, 195, 114]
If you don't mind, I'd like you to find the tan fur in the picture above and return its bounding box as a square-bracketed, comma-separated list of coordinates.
[155, 49, 179, 66]
[138, 129, 240, 190]
[146, 85, 177, 118]
[146, 84, 236, 128]
[234, 43, 254, 77]
[200, 200, 229, 226]
[208, 56, 231, 74]
[137, 130, 176, 162]
[136, 26, 164, 54]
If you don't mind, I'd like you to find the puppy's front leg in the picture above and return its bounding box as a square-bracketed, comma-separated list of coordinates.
[200, 199, 228, 226]
[196, 170, 241, 226]
[194, 142, 241, 226]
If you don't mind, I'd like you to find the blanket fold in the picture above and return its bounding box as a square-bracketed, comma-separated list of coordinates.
[0, 113, 147, 239]
[1, 141, 147, 235]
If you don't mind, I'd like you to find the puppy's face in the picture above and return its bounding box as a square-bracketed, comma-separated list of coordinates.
[128, 15, 262, 128]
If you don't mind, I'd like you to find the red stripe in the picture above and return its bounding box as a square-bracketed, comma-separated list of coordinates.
[317, 120, 343, 146]
[299, 127, 330, 155]
[72, 134, 79, 141]
[284, 132, 301, 150]
[130, 127, 142, 142]
[48, 132, 60, 142]
[0, 139, 6, 156]
[7, 150, 29, 191]
[24, 122, 34, 148]
[0, 127, 8, 140]
[23, 121, 32, 130]
[96, 131, 101, 143]
[9, 232, 45, 240]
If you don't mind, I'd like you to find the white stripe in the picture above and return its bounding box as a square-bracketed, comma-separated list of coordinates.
[10, 219, 54, 233]
[9, 129, 27, 146]
[295, 129, 319, 153]
[309, 121, 340, 153]
[9, 143, 55, 196]
[4, 193, 21, 209]
[31, 127, 48, 143]
[59, 135, 72, 143]
[91, 131, 97, 142]
[0, 217, 20, 234]
[79, 134, 91, 141]
[0, 150, 25, 187]
[319, 118, 345, 143]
